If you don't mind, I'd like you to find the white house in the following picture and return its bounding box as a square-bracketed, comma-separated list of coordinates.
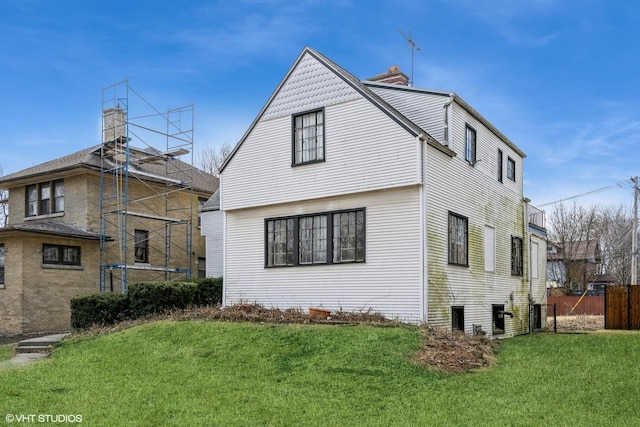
[215, 47, 546, 336]
[200, 189, 223, 278]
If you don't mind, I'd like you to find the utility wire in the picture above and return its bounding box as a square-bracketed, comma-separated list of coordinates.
[537, 180, 632, 208]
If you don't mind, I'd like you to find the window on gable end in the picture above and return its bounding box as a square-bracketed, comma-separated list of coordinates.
[293, 109, 324, 165]
[465, 125, 476, 165]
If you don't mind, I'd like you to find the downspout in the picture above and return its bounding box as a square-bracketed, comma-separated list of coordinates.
[524, 196, 532, 334]
[220, 176, 227, 308]
[417, 133, 428, 324]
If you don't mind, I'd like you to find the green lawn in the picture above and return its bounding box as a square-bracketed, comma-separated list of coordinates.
[0, 322, 638, 426]
[0, 344, 14, 362]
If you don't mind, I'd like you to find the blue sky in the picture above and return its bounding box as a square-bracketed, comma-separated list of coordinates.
[1, 0, 639, 209]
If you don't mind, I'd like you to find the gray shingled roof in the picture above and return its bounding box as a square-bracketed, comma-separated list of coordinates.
[201, 188, 220, 212]
[0, 220, 103, 240]
[0, 144, 219, 193]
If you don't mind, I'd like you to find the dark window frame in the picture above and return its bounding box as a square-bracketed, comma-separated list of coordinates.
[465, 125, 477, 165]
[0, 243, 5, 286]
[292, 108, 325, 166]
[448, 211, 469, 266]
[507, 157, 516, 181]
[265, 208, 366, 268]
[511, 236, 523, 276]
[134, 229, 149, 263]
[497, 149, 503, 183]
[25, 179, 64, 217]
[452, 306, 465, 331]
[42, 243, 81, 266]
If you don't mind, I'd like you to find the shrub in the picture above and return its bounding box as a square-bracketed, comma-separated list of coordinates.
[128, 281, 197, 317]
[71, 293, 131, 329]
[194, 277, 223, 306]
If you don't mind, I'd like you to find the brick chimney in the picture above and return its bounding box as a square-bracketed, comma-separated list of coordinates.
[367, 65, 409, 86]
[102, 106, 127, 143]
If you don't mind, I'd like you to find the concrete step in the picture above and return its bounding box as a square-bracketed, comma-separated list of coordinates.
[15, 333, 70, 355]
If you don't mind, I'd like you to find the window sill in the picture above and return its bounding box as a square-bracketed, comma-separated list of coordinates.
[0, 285, 4, 289]
[25, 212, 64, 221]
[42, 264, 83, 271]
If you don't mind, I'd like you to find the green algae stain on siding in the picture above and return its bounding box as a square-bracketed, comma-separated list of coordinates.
[428, 264, 451, 323]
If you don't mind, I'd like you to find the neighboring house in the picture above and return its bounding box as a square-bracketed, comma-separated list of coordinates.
[215, 46, 546, 336]
[547, 239, 602, 294]
[0, 141, 217, 334]
[200, 189, 223, 278]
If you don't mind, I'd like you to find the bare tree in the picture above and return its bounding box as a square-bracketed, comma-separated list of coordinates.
[598, 205, 634, 285]
[0, 165, 7, 227]
[198, 143, 234, 177]
[547, 202, 601, 294]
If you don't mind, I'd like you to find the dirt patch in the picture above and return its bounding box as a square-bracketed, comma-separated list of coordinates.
[412, 328, 498, 373]
[549, 315, 604, 331]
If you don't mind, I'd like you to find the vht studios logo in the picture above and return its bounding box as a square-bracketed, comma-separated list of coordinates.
[6, 414, 83, 423]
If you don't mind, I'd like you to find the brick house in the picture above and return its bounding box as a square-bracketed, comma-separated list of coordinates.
[0, 144, 217, 334]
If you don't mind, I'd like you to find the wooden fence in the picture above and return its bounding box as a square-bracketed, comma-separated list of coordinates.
[546, 296, 604, 316]
[605, 285, 640, 330]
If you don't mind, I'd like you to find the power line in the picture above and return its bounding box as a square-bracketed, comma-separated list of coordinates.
[537, 184, 616, 207]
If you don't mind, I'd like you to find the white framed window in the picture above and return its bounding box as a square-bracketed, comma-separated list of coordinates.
[531, 242, 539, 279]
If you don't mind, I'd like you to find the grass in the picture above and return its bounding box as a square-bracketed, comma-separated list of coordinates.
[0, 344, 14, 362]
[1, 322, 639, 426]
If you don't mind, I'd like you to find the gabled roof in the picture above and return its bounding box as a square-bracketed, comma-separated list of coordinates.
[0, 144, 218, 194]
[0, 220, 104, 240]
[220, 46, 456, 173]
[201, 188, 220, 212]
[548, 239, 601, 262]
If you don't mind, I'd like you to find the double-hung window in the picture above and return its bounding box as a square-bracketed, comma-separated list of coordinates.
[511, 236, 523, 276]
[465, 125, 476, 165]
[293, 109, 324, 165]
[448, 212, 468, 266]
[42, 244, 81, 266]
[265, 208, 365, 267]
[497, 149, 503, 183]
[26, 179, 64, 217]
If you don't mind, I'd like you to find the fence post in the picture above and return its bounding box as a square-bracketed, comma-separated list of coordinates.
[553, 303, 557, 334]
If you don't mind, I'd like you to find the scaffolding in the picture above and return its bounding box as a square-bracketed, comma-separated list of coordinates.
[99, 80, 195, 292]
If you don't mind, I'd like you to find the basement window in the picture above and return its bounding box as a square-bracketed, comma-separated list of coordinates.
[492, 305, 505, 335]
[452, 306, 464, 332]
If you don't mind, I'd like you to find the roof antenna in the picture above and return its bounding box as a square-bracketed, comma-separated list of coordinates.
[397, 29, 424, 86]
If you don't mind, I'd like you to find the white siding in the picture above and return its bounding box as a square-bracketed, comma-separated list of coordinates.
[425, 101, 527, 337]
[368, 86, 448, 142]
[224, 187, 424, 323]
[222, 54, 421, 212]
[201, 210, 223, 277]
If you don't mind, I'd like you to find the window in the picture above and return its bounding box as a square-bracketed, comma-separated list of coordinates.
[497, 149, 503, 183]
[25, 180, 64, 217]
[507, 157, 516, 181]
[333, 210, 365, 263]
[299, 215, 327, 264]
[42, 244, 81, 266]
[293, 109, 324, 165]
[0, 243, 5, 286]
[265, 208, 365, 267]
[198, 257, 206, 279]
[452, 306, 464, 331]
[511, 236, 523, 276]
[465, 125, 476, 165]
[448, 212, 468, 266]
[531, 242, 539, 279]
[492, 305, 505, 335]
[134, 230, 149, 263]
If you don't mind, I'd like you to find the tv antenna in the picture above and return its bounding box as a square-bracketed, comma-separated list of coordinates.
[397, 29, 424, 86]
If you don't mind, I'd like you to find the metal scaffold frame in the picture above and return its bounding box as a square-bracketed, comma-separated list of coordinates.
[99, 80, 195, 292]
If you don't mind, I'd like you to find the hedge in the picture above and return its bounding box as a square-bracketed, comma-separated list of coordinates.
[71, 277, 223, 330]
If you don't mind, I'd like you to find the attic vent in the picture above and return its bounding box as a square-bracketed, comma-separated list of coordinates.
[367, 65, 409, 86]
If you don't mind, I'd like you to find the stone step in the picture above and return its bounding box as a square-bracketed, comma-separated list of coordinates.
[16, 345, 51, 354]
[15, 333, 70, 355]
